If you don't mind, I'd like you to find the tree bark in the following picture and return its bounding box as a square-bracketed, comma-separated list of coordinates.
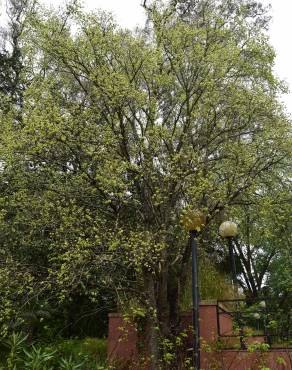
[157, 250, 171, 338]
[144, 271, 160, 370]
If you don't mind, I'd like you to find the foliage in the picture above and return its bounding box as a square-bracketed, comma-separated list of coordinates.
[181, 256, 236, 310]
[228, 184, 292, 300]
[0, 0, 290, 367]
[0, 333, 108, 370]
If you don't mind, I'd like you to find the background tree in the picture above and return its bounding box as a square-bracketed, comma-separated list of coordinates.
[0, 0, 37, 111]
[213, 184, 291, 300]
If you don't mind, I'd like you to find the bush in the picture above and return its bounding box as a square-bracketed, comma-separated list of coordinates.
[0, 333, 108, 370]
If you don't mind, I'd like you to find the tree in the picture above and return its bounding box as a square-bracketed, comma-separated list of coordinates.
[227, 184, 291, 300]
[0, 0, 36, 111]
[0, 0, 290, 367]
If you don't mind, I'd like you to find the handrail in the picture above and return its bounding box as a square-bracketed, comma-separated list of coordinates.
[216, 297, 292, 349]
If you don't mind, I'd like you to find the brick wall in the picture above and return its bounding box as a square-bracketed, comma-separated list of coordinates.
[107, 303, 292, 369]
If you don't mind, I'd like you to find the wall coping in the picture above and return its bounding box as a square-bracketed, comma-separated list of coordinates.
[108, 313, 124, 318]
[109, 301, 218, 318]
[200, 300, 218, 305]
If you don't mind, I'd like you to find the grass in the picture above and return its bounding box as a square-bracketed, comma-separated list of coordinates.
[55, 337, 108, 364]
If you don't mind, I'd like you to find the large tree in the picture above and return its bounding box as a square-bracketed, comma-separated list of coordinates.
[0, 0, 291, 367]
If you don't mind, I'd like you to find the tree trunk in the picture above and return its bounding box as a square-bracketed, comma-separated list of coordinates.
[168, 268, 181, 335]
[144, 271, 161, 370]
[157, 250, 171, 338]
[143, 263, 183, 368]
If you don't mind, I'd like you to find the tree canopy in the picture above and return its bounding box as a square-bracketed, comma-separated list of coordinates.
[0, 0, 291, 368]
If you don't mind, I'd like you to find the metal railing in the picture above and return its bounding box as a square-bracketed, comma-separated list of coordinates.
[217, 298, 292, 349]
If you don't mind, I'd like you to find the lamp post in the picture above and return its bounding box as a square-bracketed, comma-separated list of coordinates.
[182, 210, 206, 370]
[219, 221, 246, 348]
[219, 221, 238, 288]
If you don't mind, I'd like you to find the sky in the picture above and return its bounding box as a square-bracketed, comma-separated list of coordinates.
[260, 0, 292, 113]
[1, 0, 292, 113]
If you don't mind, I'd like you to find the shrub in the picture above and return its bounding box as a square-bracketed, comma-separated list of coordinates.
[0, 332, 108, 369]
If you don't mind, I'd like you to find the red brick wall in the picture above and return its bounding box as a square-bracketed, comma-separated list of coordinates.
[107, 304, 226, 365]
[202, 350, 292, 370]
[107, 313, 139, 369]
[107, 305, 292, 369]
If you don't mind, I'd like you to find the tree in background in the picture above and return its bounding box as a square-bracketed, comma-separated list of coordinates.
[0, 0, 37, 111]
[231, 182, 291, 302]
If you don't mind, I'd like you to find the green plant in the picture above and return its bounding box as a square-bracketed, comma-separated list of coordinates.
[276, 356, 287, 366]
[0, 332, 109, 369]
[2, 332, 28, 370]
[59, 356, 85, 370]
[22, 345, 56, 370]
[247, 342, 270, 353]
[55, 337, 107, 366]
[83, 337, 107, 364]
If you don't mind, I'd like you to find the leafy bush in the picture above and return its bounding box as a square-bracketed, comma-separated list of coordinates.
[0, 333, 108, 370]
[22, 345, 56, 370]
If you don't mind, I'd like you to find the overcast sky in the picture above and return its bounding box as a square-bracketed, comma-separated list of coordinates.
[1, 0, 292, 113]
[260, 0, 292, 114]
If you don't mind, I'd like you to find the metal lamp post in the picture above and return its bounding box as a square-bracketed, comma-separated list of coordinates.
[182, 210, 206, 370]
[219, 221, 238, 288]
[219, 221, 246, 348]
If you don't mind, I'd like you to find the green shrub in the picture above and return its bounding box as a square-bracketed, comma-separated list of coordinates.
[0, 332, 108, 369]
